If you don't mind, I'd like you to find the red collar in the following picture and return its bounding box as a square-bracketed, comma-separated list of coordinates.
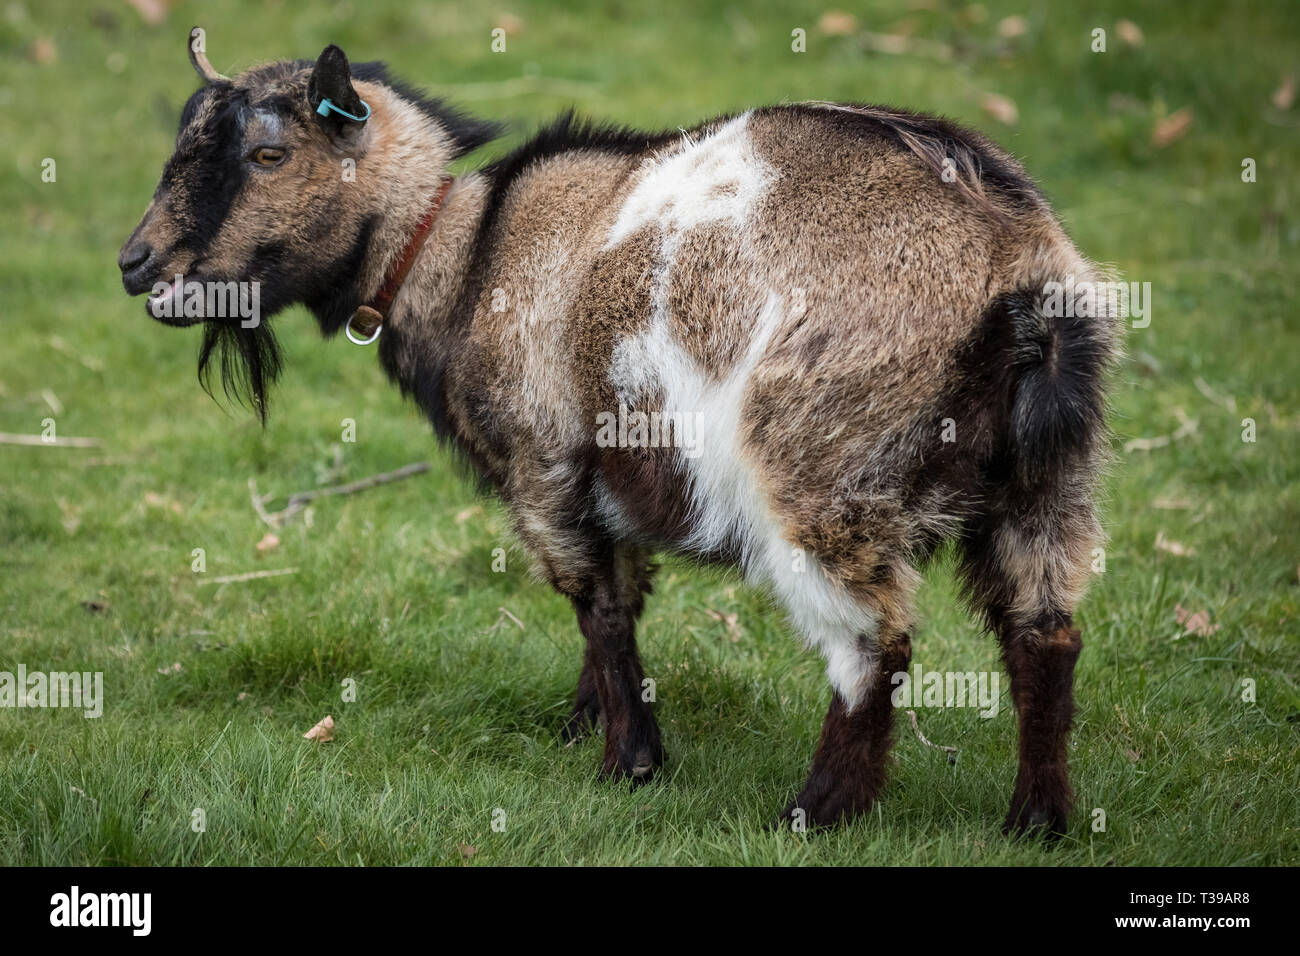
[345, 176, 454, 345]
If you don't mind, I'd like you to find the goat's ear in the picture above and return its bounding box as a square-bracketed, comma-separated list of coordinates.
[308, 45, 368, 144]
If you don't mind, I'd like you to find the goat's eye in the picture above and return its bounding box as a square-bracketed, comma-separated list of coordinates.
[250, 147, 286, 167]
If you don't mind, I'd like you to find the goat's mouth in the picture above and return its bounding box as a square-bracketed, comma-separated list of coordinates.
[144, 275, 202, 327]
[132, 266, 261, 330]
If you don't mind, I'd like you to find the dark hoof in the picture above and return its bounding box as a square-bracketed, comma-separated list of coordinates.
[625, 744, 665, 788]
[771, 792, 866, 831]
[1002, 804, 1067, 841]
[771, 801, 812, 832]
[603, 744, 665, 788]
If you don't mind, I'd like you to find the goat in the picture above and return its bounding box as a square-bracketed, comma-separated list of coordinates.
[118, 30, 1119, 835]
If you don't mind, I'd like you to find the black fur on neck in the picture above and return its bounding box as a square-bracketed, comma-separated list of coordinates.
[303, 215, 379, 337]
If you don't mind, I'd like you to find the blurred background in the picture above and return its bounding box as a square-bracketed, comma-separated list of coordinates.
[0, 1, 1296, 865]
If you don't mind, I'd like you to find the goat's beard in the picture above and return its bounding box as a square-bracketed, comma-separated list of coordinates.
[197, 319, 282, 424]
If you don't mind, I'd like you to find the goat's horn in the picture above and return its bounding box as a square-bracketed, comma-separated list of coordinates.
[188, 26, 228, 83]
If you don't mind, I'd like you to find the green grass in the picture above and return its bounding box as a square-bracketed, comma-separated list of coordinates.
[0, 0, 1297, 865]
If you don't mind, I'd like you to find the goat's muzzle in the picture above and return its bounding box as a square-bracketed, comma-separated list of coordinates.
[118, 238, 158, 296]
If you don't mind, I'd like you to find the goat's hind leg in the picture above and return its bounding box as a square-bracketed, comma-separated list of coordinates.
[961, 483, 1098, 839]
[999, 616, 1082, 838]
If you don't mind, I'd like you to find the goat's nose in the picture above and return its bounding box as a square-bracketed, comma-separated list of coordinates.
[118, 240, 152, 274]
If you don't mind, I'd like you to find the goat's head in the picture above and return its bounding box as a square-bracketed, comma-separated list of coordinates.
[117, 28, 498, 418]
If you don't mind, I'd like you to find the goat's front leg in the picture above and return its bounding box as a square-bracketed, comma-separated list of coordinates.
[569, 550, 664, 783]
[779, 633, 910, 828]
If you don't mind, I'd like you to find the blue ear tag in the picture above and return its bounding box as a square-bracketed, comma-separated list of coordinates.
[316, 97, 371, 122]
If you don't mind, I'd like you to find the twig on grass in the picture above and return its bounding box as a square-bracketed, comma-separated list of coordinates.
[248, 478, 279, 529]
[203, 568, 298, 584]
[906, 710, 959, 764]
[249, 461, 430, 527]
[858, 31, 954, 61]
[497, 607, 525, 631]
[0, 432, 101, 447]
[1123, 408, 1198, 453]
[1193, 376, 1237, 413]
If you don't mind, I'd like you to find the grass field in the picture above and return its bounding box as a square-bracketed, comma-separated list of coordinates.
[0, 0, 1297, 865]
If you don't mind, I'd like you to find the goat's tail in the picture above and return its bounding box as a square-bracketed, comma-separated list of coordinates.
[1002, 279, 1120, 484]
[955, 275, 1119, 639]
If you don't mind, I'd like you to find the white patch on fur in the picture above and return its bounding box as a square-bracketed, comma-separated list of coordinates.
[603, 112, 776, 250]
[601, 110, 878, 707]
[608, 292, 880, 708]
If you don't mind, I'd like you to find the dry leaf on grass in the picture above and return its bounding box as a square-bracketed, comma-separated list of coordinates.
[1272, 73, 1296, 111]
[494, 14, 523, 35]
[28, 38, 57, 64]
[58, 498, 81, 535]
[705, 608, 742, 642]
[1174, 604, 1219, 637]
[456, 843, 478, 858]
[818, 11, 859, 36]
[864, 32, 908, 54]
[255, 532, 280, 554]
[303, 715, 335, 742]
[1155, 531, 1196, 557]
[1115, 20, 1144, 48]
[144, 491, 182, 514]
[980, 93, 1019, 125]
[125, 0, 168, 25]
[1152, 107, 1193, 147]
[156, 662, 183, 675]
[997, 16, 1027, 39]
